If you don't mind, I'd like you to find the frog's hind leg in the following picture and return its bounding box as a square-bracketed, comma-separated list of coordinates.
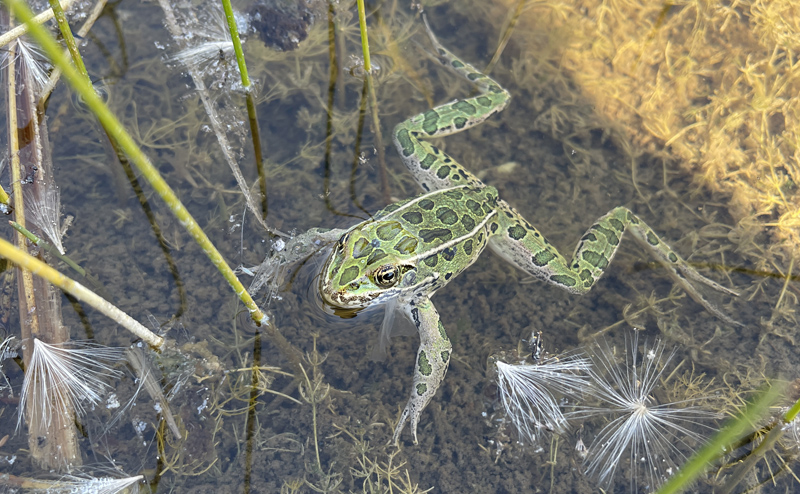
[393, 16, 510, 192]
[418, 14, 510, 116]
[489, 202, 742, 325]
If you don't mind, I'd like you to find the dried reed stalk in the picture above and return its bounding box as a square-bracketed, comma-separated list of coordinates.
[5, 31, 80, 469]
[125, 346, 182, 439]
[0, 0, 78, 48]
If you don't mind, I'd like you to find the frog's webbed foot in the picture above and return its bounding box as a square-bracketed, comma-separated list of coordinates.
[617, 213, 743, 326]
[248, 228, 347, 296]
[651, 255, 743, 327]
[672, 258, 739, 297]
[391, 298, 452, 446]
[586, 209, 742, 326]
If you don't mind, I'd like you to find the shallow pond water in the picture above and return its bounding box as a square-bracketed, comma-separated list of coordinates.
[1, 0, 799, 493]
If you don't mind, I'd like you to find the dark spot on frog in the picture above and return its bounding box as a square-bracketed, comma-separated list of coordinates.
[402, 211, 424, 225]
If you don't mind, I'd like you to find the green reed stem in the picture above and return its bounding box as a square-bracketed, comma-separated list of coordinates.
[4, 0, 268, 326]
[10, 220, 114, 301]
[354, 1, 390, 202]
[356, 0, 371, 73]
[220, 0, 250, 89]
[656, 383, 785, 494]
[717, 386, 800, 494]
[249, 92, 267, 219]
[785, 392, 800, 422]
[0, 0, 79, 48]
[46, 0, 89, 80]
[9, 220, 84, 275]
[0, 237, 164, 347]
[0, 185, 9, 208]
[220, 0, 267, 219]
[366, 75, 390, 203]
[484, 0, 526, 75]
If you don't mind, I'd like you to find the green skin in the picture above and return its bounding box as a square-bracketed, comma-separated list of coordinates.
[305, 17, 740, 446]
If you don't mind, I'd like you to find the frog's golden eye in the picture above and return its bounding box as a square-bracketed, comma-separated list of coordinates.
[337, 233, 350, 249]
[374, 264, 399, 288]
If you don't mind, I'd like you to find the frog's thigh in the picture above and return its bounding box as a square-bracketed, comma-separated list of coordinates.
[487, 200, 584, 293]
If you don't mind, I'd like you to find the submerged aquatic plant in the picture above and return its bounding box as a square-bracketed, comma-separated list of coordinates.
[18, 339, 125, 435]
[490, 334, 591, 444]
[3, 35, 66, 255]
[577, 334, 717, 492]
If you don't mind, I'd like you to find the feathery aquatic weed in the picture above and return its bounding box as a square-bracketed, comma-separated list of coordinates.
[578, 334, 717, 492]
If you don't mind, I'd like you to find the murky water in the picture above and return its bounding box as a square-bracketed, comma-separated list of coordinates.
[1, 0, 798, 492]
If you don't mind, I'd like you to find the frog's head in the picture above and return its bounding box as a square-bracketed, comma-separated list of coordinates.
[319, 221, 423, 314]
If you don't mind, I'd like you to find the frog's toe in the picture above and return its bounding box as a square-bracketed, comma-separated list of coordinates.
[392, 400, 421, 446]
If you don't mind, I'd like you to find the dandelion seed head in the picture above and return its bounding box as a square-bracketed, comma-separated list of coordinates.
[24, 178, 66, 255]
[38, 473, 144, 494]
[2, 37, 52, 98]
[0, 337, 16, 393]
[490, 344, 591, 445]
[574, 334, 718, 492]
[17, 339, 124, 436]
[632, 401, 649, 418]
[166, 4, 245, 91]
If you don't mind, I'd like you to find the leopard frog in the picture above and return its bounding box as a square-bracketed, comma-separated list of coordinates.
[277, 16, 738, 446]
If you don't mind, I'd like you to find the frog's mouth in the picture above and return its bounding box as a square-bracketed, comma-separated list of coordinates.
[318, 290, 381, 320]
[319, 285, 382, 310]
[320, 292, 398, 320]
[327, 305, 363, 319]
[318, 272, 378, 309]
[318, 273, 403, 320]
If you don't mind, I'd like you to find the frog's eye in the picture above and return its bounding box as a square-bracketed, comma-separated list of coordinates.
[337, 233, 350, 249]
[374, 264, 399, 288]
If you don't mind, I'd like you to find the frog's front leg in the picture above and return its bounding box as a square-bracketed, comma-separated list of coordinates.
[271, 227, 348, 265]
[250, 228, 348, 295]
[490, 202, 741, 325]
[392, 297, 452, 446]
